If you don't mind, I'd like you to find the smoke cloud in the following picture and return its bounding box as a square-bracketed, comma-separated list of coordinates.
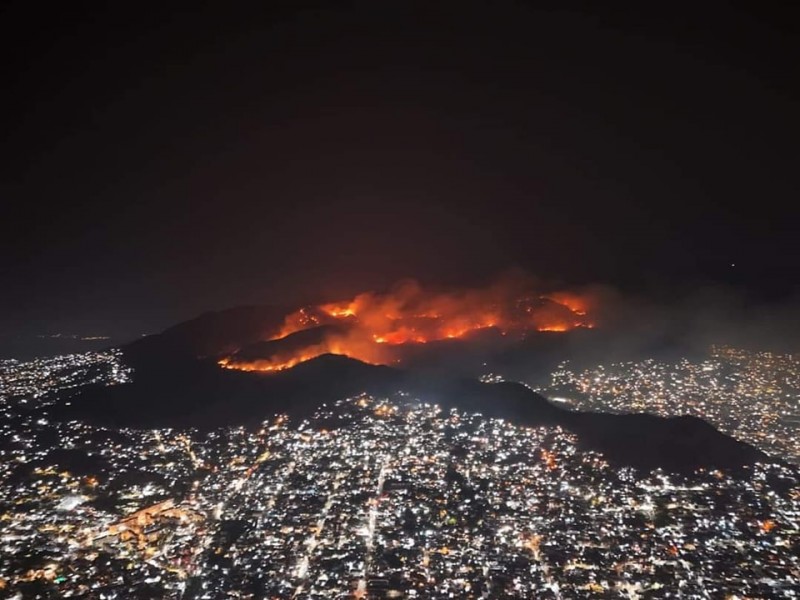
[220, 273, 596, 371]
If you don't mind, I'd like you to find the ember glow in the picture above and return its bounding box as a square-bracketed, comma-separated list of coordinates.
[220, 279, 595, 372]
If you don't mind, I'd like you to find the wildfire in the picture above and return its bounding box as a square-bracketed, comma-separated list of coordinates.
[219, 278, 596, 372]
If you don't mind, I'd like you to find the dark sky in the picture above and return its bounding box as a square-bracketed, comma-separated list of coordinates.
[2, 2, 798, 341]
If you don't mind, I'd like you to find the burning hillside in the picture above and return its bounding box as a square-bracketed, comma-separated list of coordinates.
[219, 279, 595, 372]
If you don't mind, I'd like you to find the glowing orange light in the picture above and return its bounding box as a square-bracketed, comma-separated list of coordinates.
[322, 303, 358, 318]
[537, 325, 569, 332]
[220, 279, 597, 372]
[541, 449, 558, 470]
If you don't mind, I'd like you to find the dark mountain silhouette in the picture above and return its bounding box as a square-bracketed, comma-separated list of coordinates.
[51, 348, 768, 474]
[229, 324, 346, 364]
[120, 303, 702, 389]
[124, 304, 290, 368]
[123, 304, 575, 373]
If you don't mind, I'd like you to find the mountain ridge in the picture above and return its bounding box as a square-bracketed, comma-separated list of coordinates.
[51, 351, 769, 474]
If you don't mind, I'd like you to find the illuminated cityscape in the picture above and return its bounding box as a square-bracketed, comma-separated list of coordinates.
[1, 351, 799, 598]
[539, 346, 800, 465]
[4, 2, 798, 597]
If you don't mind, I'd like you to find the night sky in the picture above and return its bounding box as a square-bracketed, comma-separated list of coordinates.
[2, 2, 798, 345]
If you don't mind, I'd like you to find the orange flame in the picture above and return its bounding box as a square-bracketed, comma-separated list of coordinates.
[220, 278, 596, 372]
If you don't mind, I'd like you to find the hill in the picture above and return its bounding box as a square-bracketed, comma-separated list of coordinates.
[51, 352, 767, 474]
[123, 304, 290, 367]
